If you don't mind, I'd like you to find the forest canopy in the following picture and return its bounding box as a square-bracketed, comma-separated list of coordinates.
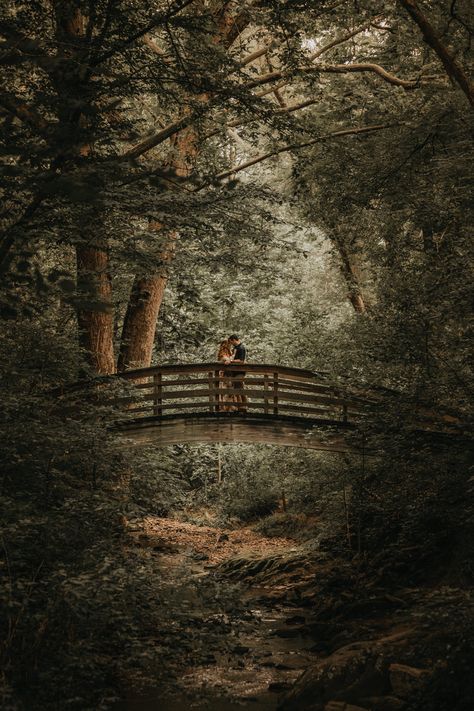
[0, 1, 473, 709]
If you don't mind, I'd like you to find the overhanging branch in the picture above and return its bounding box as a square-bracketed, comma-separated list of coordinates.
[212, 123, 398, 182]
[398, 0, 474, 108]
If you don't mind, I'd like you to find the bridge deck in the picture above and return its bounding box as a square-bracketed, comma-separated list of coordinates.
[116, 411, 357, 452]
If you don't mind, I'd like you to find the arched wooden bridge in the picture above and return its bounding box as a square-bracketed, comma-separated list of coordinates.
[110, 363, 373, 452]
[60, 362, 468, 452]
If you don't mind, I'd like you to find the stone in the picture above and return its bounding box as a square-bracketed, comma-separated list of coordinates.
[269, 681, 294, 692]
[324, 703, 368, 711]
[360, 696, 404, 711]
[389, 663, 431, 698]
[279, 643, 389, 710]
[233, 644, 250, 655]
[273, 625, 306, 638]
[286, 614, 306, 625]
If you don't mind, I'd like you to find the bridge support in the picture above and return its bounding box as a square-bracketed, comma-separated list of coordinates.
[116, 412, 356, 452]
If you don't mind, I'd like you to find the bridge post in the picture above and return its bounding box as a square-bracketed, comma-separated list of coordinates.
[153, 373, 162, 417]
[273, 372, 279, 415]
[264, 374, 270, 415]
[208, 371, 213, 412]
[214, 368, 220, 412]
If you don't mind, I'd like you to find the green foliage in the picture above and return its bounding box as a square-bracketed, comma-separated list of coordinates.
[0, 311, 177, 709]
[1, 0, 473, 708]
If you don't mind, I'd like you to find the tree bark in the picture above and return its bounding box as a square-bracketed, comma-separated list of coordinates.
[117, 274, 167, 372]
[76, 245, 116, 374]
[56, 5, 117, 375]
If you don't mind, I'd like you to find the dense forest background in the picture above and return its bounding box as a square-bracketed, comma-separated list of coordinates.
[1, 1, 473, 709]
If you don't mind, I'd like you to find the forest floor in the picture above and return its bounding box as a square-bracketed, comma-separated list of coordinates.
[113, 515, 472, 711]
[113, 515, 319, 710]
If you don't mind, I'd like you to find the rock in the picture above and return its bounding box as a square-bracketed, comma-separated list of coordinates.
[388, 663, 431, 698]
[273, 625, 306, 638]
[279, 643, 390, 710]
[359, 696, 404, 711]
[269, 681, 294, 692]
[286, 614, 306, 625]
[324, 703, 369, 711]
[233, 644, 250, 655]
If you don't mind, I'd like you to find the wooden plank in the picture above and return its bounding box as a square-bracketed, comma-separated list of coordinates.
[120, 376, 374, 407]
[128, 376, 368, 401]
[116, 416, 358, 453]
[110, 389, 347, 405]
[208, 371, 214, 412]
[133, 377, 209, 389]
[273, 372, 279, 415]
[118, 362, 330, 382]
[214, 368, 220, 413]
[121, 401, 341, 417]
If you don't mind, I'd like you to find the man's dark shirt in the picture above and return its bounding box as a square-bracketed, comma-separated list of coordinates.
[233, 343, 246, 362]
[232, 342, 246, 377]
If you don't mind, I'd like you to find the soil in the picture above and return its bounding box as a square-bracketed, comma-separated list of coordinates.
[113, 516, 318, 710]
[113, 515, 473, 711]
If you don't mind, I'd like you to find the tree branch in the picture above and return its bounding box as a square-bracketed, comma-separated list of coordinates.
[241, 61, 420, 92]
[121, 111, 201, 161]
[212, 123, 398, 182]
[398, 0, 474, 108]
[317, 62, 419, 88]
[90, 0, 199, 66]
[309, 17, 381, 59]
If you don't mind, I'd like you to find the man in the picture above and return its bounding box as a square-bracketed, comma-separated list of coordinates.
[228, 334, 247, 412]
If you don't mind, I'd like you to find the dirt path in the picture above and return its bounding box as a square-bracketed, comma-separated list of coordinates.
[114, 516, 318, 710]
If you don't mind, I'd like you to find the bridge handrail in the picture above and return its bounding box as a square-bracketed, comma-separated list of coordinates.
[51, 362, 468, 438]
[116, 362, 330, 381]
[103, 362, 375, 424]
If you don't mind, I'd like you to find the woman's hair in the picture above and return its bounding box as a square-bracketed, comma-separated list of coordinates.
[217, 339, 232, 360]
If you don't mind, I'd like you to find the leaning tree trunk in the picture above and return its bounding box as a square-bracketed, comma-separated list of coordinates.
[117, 5, 249, 372]
[117, 130, 194, 372]
[76, 245, 116, 375]
[333, 237, 367, 314]
[117, 273, 168, 372]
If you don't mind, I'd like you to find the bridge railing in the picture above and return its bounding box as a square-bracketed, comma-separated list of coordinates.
[109, 363, 373, 423]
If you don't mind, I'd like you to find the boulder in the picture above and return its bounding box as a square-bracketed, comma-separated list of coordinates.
[324, 703, 369, 711]
[359, 696, 404, 711]
[388, 663, 431, 698]
[278, 642, 390, 711]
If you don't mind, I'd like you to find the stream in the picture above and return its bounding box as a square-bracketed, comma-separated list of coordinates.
[113, 517, 318, 711]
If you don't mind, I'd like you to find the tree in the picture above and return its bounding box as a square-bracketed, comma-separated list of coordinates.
[4, 0, 468, 374]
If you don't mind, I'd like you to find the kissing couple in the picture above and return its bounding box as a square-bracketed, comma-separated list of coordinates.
[216, 334, 247, 412]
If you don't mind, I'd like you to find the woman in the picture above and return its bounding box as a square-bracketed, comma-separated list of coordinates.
[216, 339, 236, 411]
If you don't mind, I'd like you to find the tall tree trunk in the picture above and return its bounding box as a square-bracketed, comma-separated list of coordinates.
[117, 4, 250, 371]
[56, 4, 117, 375]
[117, 127, 194, 371]
[76, 245, 116, 374]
